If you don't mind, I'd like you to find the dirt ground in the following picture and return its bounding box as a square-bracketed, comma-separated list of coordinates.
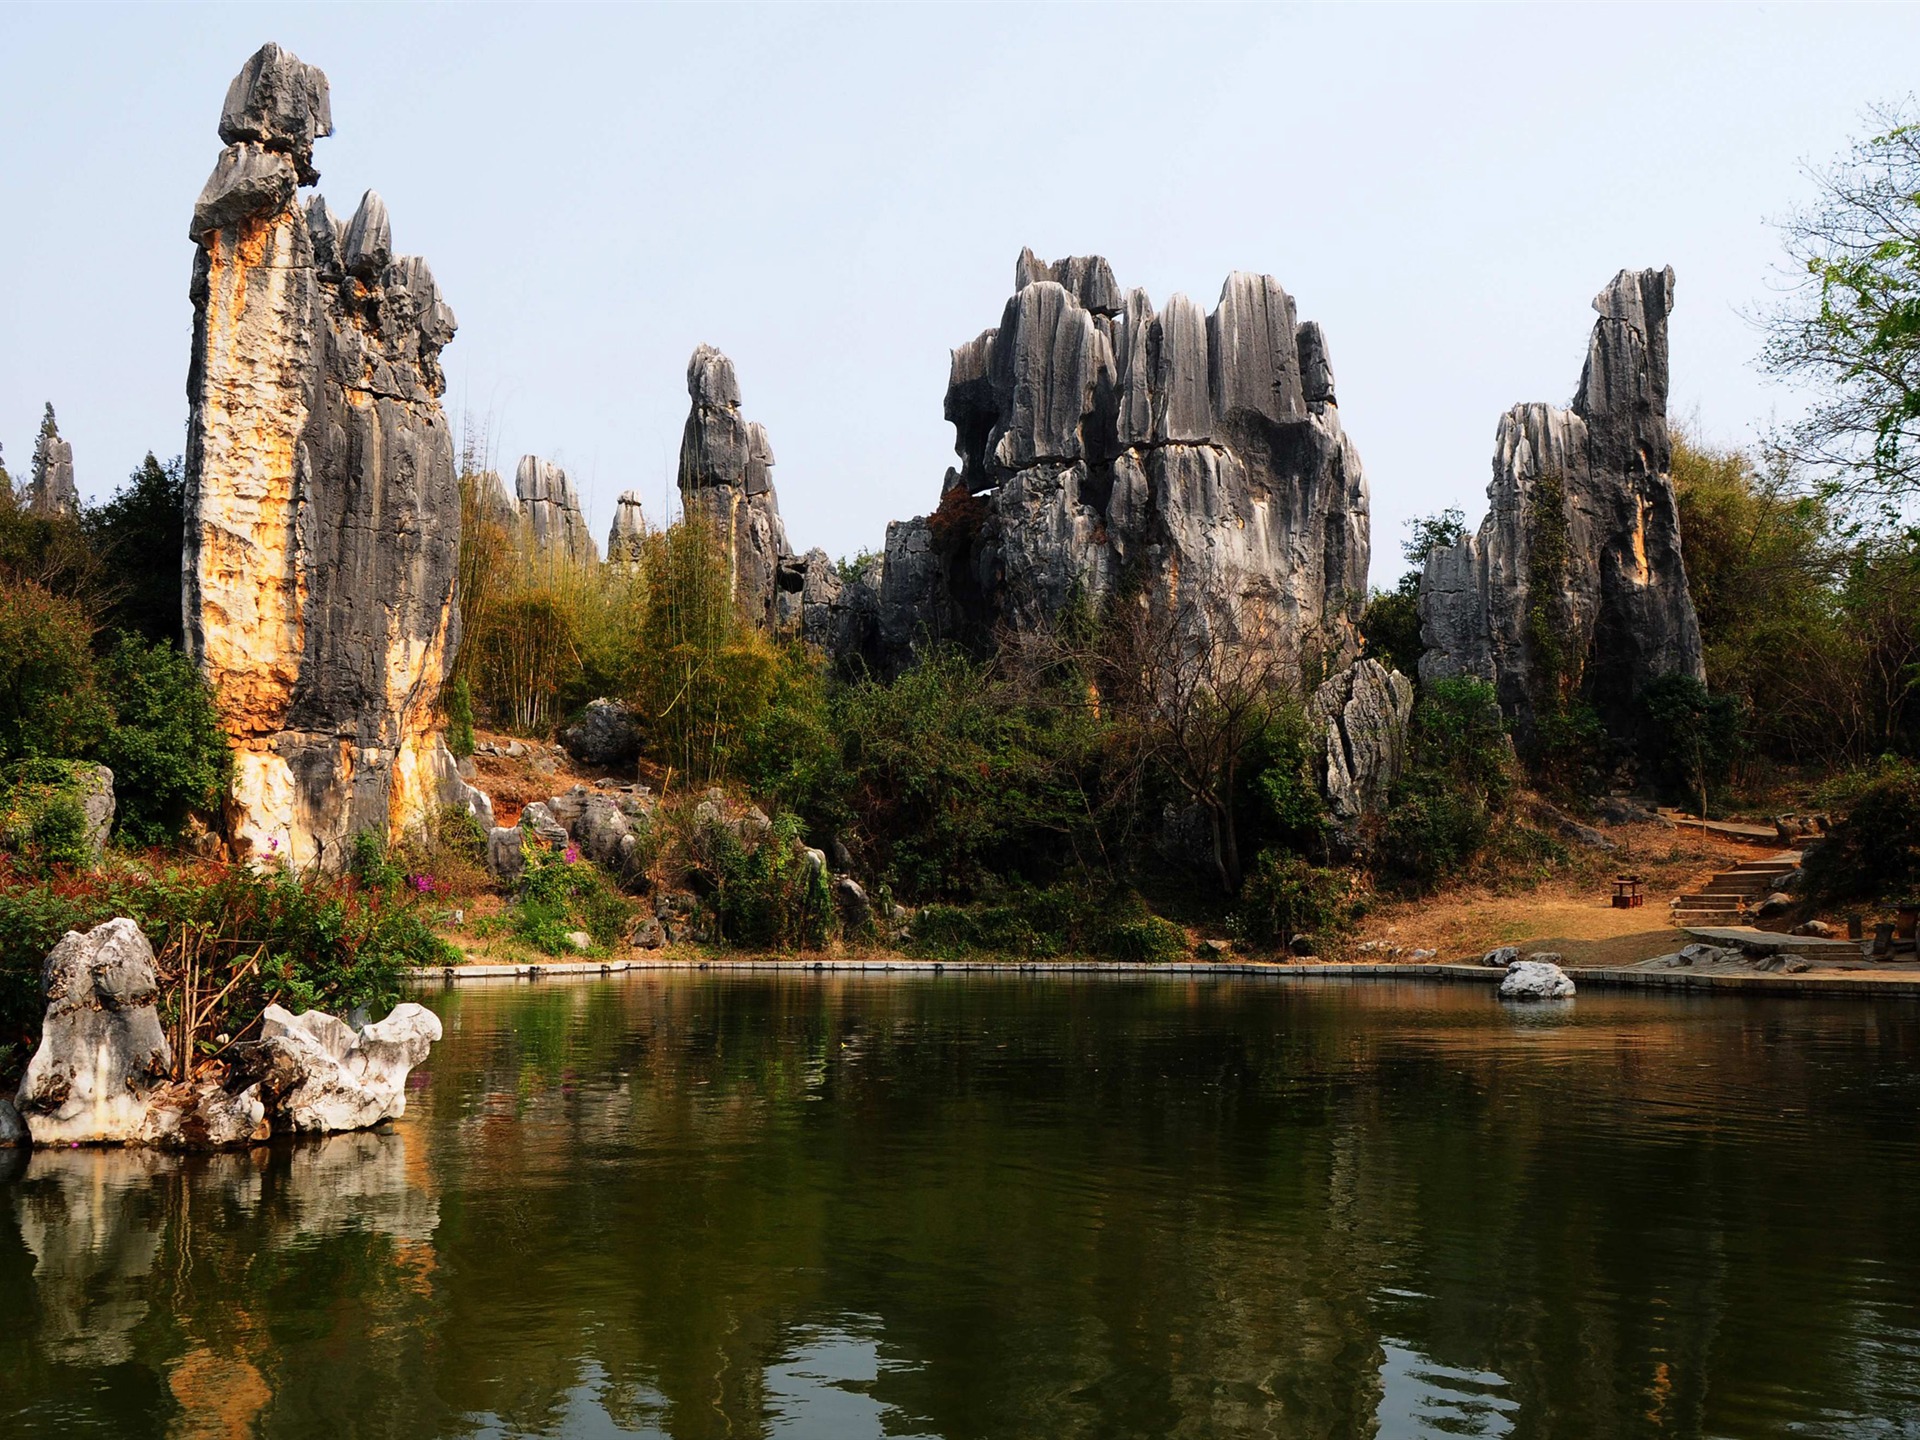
[1353, 821, 1798, 967]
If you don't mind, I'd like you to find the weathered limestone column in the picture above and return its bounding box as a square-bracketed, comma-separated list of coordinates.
[183, 43, 488, 869]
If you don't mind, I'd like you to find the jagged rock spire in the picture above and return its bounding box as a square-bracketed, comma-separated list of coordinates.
[677, 346, 793, 630]
[832, 249, 1369, 676]
[28, 403, 77, 516]
[1417, 267, 1702, 742]
[608, 491, 646, 561]
[183, 43, 486, 870]
[515, 456, 597, 565]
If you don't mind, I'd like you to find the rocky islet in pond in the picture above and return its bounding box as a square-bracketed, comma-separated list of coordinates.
[3, 918, 440, 1151]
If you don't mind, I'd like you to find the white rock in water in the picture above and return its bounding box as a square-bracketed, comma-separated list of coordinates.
[1500, 959, 1576, 1001]
[138, 1078, 269, 1149]
[239, 1002, 442, 1133]
[16, 919, 174, 1144]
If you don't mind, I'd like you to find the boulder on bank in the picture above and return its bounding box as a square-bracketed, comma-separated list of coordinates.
[233, 1003, 442, 1133]
[1481, 945, 1521, 968]
[1499, 957, 1576, 1000]
[15, 919, 174, 1144]
[560, 699, 640, 768]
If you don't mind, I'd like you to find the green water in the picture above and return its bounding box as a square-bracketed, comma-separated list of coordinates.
[3, 974, 1919, 1439]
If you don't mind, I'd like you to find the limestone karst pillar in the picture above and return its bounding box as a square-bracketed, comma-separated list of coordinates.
[182, 42, 488, 869]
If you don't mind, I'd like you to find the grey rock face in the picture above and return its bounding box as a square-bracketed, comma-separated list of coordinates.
[0, 1098, 23, 1147]
[608, 490, 647, 561]
[515, 456, 598, 564]
[16, 920, 174, 1145]
[218, 39, 332, 182]
[854, 250, 1370, 677]
[27, 408, 78, 516]
[677, 345, 794, 631]
[1311, 659, 1414, 831]
[138, 1078, 268, 1150]
[1500, 958, 1576, 1000]
[233, 1002, 440, 1133]
[185, 45, 482, 871]
[1418, 269, 1704, 742]
[560, 698, 640, 767]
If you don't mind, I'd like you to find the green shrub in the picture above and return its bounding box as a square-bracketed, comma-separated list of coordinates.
[508, 835, 634, 955]
[906, 884, 1183, 963]
[1804, 758, 1920, 905]
[1231, 851, 1352, 949]
[702, 813, 832, 951]
[96, 634, 230, 846]
[0, 759, 98, 873]
[1637, 671, 1743, 810]
[445, 674, 476, 760]
[350, 830, 407, 892]
[0, 858, 453, 1080]
[0, 575, 107, 761]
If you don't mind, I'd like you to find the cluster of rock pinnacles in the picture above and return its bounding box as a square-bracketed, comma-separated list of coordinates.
[177, 41, 1700, 875]
[2, 39, 1706, 1150]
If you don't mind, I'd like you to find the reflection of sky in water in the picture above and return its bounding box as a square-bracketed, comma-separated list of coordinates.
[464, 1363, 670, 1439]
[459, 1323, 933, 1440]
[1376, 1340, 1518, 1438]
[765, 1318, 937, 1439]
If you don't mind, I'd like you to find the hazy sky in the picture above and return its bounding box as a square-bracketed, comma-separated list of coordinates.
[3, 3, 1916, 587]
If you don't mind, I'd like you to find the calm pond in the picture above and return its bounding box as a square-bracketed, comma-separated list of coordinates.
[4, 973, 1919, 1438]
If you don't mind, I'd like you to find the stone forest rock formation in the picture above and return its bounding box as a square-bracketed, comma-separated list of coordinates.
[9, 917, 442, 1149]
[815, 249, 1371, 677]
[14, 920, 174, 1146]
[676, 344, 801, 631]
[607, 490, 646, 560]
[28, 405, 78, 516]
[1311, 658, 1415, 840]
[1417, 268, 1705, 742]
[516, 455, 598, 564]
[183, 43, 489, 869]
[231, 1002, 442, 1133]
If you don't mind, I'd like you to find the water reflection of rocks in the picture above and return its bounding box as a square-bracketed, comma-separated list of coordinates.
[4, 976, 1919, 1438]
[2, 1133, 438, 1434]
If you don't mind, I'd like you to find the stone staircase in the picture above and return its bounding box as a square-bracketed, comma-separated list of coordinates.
[1670, 853, 1802, 926]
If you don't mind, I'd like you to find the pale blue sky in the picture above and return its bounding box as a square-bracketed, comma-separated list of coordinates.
[3, 3, 1915, 588]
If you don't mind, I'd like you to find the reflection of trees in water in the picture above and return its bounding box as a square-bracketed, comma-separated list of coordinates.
[4, 979, 1920, 1438]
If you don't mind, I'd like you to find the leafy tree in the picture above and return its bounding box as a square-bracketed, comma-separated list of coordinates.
[1763, 105, 1920, 512]
[1637, 672, 1742, 811]
[1376, 678, 1513, 888]
[0, 576, 108, 761]
[96, 634, 230, 846]
[86, 453, 187, 646]
[1361, 508, 1467, 677]
[834, 648, 1102, 899]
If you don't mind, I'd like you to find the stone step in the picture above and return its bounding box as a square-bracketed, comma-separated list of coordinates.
[1675, 895, 1753, 907]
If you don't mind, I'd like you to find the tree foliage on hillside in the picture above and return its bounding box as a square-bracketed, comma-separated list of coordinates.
[1765, 105, 1920, 513]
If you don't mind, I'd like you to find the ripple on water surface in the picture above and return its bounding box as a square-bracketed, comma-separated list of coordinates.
[2, 973, 1918, 1438]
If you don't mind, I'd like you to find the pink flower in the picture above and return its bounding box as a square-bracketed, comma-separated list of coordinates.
[564, 846, 580, 864]
[412, 874, 435, 893]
